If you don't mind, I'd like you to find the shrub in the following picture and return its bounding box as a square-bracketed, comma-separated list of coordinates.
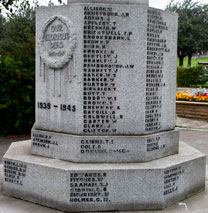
[0, 6, 35, 136]
[0, 55, 35, 136]
[177, 66, 207, 87]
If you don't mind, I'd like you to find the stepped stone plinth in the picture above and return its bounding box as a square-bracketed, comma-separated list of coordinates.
[3, 141, 206, 212]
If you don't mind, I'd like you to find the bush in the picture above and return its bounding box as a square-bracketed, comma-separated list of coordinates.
[0, 55, 35, 136]
[177, 66, 207, 87]
[0, 8, 35, 136]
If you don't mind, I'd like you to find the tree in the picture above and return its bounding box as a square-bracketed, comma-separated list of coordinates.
[0, 0, 64, 13]
[0, 15, 6, 40]
[0, 6, 35, 64]
[167, 0, 208, 66]
[0, 5, 36, 135]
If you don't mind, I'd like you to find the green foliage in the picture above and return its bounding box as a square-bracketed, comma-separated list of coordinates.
[0, 7, 35, 57]
[177, 66, 207, 87]
[0, 7, 35, 136]
[0, 55, 35, 135]
[167, 0, 208, 66]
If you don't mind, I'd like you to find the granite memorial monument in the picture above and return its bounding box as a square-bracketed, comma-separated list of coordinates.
[3, 0, 206, 211]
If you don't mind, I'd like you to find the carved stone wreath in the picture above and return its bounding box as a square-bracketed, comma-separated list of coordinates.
[39, 15, 77, 69]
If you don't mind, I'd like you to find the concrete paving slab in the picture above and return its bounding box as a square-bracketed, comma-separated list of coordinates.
[180, 129, 208, 164]
[0, 163, 208, 213]
[176, 117, 208, 130]
[175, 117, 208, 164]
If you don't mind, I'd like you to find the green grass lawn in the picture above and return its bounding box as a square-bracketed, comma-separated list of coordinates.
[177, 57, 208, 67]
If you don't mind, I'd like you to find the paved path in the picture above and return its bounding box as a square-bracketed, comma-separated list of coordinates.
[177, 117, 208, 130]
[180, 129, 208, 163]
[176, 117, 208, 163]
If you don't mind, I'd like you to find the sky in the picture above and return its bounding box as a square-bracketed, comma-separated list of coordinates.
[149, 0, 173, 9]
[149, 0, 208, 9]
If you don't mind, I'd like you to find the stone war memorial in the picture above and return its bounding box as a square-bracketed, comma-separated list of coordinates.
[2, 0, 206, 211]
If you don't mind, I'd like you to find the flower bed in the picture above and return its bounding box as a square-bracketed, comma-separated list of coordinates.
[176, 88, 208, 120]
[176, 88, 208, 102]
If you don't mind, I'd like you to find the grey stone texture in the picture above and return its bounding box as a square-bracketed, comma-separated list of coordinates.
[35, 3, 178, 136]
[1, 164, 208, 213]
[3, 141, 206, 212]
[31, 127, 179, 162]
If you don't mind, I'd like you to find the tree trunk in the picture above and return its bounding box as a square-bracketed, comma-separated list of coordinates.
[179, 56, 184, 67]
[188, 55, 192, 67]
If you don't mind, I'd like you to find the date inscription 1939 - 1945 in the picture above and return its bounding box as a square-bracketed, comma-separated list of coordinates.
[37, 102, 76, 112]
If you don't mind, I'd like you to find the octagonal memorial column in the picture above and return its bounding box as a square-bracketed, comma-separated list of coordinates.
[32, 0, 179, 162]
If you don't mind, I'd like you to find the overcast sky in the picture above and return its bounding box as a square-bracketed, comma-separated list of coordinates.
[149, 0, 173, 9]
[149, 0, 207, 9]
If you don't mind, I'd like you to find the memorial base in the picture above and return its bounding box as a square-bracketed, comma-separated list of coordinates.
[3, 141, 206, 212]
[31, 127, 179, 163]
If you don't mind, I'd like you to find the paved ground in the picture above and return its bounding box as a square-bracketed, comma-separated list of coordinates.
[179, 129, 208, 164]
[176, 117, 208, 130]
[0, 117, 208, 212]
[176, 117, 208, 163]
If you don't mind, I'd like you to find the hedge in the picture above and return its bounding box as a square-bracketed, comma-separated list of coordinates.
[177, 66, 207, 87]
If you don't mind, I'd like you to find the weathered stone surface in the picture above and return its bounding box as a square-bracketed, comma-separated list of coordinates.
[35, 4, 178, 136]
[31, 127, 179, 162]
[1, 164, 208, 213]
[3, 141, 206, 212]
